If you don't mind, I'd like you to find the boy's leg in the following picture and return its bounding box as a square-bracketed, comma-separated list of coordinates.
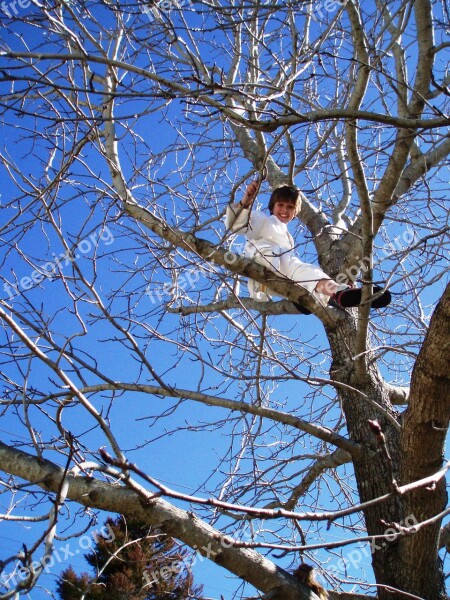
[288, 259, 391, 309]
[245, 243, 281, 302]
[247, 247, 313, 312]
[287, 259, 333, 307]
[313, 278, 392, 308]
[247, 278, 270, 302]
[331, 285, 392, 308]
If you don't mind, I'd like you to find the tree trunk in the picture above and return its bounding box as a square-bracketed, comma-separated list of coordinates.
[394, 283, 450, 599]
[327, 289, 449, 599]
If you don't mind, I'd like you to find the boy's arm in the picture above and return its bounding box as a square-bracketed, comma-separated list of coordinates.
[240, 180, 258, 208]
[225, 181, 259, 232]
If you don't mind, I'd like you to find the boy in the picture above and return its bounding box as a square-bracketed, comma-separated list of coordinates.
[225, 182, 391, 312]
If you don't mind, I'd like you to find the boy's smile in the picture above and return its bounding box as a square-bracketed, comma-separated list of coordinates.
[272, 200, 297, 223]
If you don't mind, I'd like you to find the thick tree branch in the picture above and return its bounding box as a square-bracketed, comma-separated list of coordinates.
[397, 282, 450, 594]
[46, 382, 363, 459]
[394, 135, 450, 198]
[385, 385, 410, 406]
[0, 442, 319, 600]
[123, 201, 337, 325]
[400, 282, 450, 480]
[167, 297, 313, 315]
[371, 0, 436, 234]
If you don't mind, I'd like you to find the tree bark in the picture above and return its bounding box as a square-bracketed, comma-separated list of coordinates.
[0, 440, 335, 600]
[395, 283, 450, 598]
[327, 286, 450, 599]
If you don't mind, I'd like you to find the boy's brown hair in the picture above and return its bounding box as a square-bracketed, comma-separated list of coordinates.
[268, 184, 301, 215]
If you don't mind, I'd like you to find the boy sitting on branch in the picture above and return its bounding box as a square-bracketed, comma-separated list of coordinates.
[225, 182, 391, 314]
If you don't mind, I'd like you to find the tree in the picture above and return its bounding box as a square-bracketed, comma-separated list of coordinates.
[0, 1, 449, 599]
[56, 516, 204, 600]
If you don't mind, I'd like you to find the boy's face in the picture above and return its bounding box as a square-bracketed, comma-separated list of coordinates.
[272, 200, 297, 224]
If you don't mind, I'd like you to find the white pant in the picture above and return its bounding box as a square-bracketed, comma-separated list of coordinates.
[246, 242, 330, 306]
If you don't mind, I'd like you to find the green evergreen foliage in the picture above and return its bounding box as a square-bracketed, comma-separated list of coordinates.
[56, 517, 205, 600]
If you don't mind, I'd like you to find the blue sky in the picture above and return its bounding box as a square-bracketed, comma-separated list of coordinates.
[0, 1, 449, 599]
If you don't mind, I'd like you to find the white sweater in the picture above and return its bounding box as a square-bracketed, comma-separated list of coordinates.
[225, 203, 294, 257]
[225, 203, 329, 305]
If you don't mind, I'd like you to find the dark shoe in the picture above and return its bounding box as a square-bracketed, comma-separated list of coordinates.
[292, 301, 312, 315]
[371, 287, 392, 308]
[332, 286, 391, 309]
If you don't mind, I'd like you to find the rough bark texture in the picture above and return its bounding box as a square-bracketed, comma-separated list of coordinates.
[327, 320, 403, 599]
[395, 283, 450, 598]
[327, 285, 450, 599]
